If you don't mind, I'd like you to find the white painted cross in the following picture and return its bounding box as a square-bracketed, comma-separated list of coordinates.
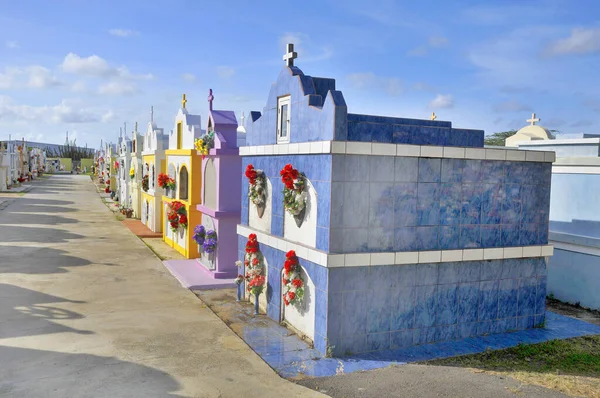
[283, 43, 298, 67]
[527, 113, 540, 126]
[150, 106, 154, 123]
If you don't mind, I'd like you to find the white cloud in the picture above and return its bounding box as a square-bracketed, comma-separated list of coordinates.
[71, 81, 88, 93]
[0, 67, 21, 89]
[492, 100, 532, 113]
[413, 82, 436, 92]
[428, 36, 449, 47]
[407, 46, 428, 57]
[0, 95, 102, 124]
[109, 28, 139, 38]
[61, 53, 153, 80]
[98, 81, 139, 96]
[278, 32, 333, 63]
[544, 27, 600, 57]
[26, 66, 62, 88]
[182, 73, 196, 82]
[101, 110, 118, 123]
[216, 66, 235, 79]
[6, 40, 18, 49]
[429, 94, 454, 109]
[347, 72, 403, 96]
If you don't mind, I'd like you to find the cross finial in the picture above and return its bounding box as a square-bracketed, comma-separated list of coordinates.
[182, 94, 187, 109]
[135, 121, 138, 132]
[241, 111, 245, 124]
[208, 89, 214, 111]
[430, 112, 437, 121]
[283, 43, 298, 67]
[526, 112, 540, 126]
[150, 106, 154, 123]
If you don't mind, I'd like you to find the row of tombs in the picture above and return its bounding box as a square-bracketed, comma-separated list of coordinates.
[95, 46, 555, 357]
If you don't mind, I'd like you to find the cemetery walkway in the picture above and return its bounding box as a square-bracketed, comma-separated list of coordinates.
[0, 175, 321, 397]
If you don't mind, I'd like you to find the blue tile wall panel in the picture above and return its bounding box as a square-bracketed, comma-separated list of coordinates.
[329, 156, 552, 253]
[326, 257, 547, 355]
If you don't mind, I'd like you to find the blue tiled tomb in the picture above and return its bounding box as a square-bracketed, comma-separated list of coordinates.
[237, 46, 554, 356]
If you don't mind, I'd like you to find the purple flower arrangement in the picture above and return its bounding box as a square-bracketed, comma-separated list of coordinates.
[203, 230, 217, 253]
[193, 225, 206, 246]
[193, 225, 217, 254]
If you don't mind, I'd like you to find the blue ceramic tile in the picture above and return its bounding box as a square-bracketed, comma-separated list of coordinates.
[328, 269, 344, 293]
[344, 267, 370, 291]
[458, 322, 478, 338]
[342, 334, 368, 355]
[369, 183, 395, 228]
[501, 258, 521, 279]
[391, 286, 415, 330]
[480, 260, 502, 281]
[395, 157, 419, 182]
[481, 225, 502, 248]
[520, 223, 538, 246]
[534, 313, 546, 327]
[367, 288, 392, 333]
[416, 263, 438, 285]
[327, 293, 343, 337]
[436, 325, 458, 341]
[342, 291, 368, 336]
[458, 282, 479, 323]
[440, 183, 462, 225]
[272, 215, 283, 237]
[417, 199, 440, 226]
[397, 265, 417, 287]
[418, 182, 441, 201]
[394, 183, 418, 227]
[536, 276, 547, 315]
[370, 156, 395, 182]
[312, 263, 328, 292]
[418, 158, 441, 183]
[518, 277, 537, 316]
[395, 227, 417, 251]
[413, 327, 437, 345]
[345, 155, 370, 182]
[463, 160, 483, 182]
[441, 158, 464, 182]
[439, 226, 460, 250]
[342, 228, 369, 252]
[482, 161, 505, 184]
[391, 330, 413, 349]
[436, 284, 459, 326]
[498, 279, 519, 318]
[462, 184, 483, 224]
[481, 184, 502, 224]
[415, 285, 437, 328]
[316, 227, 330, 252]
[343, 182, 369, 227]
[460, 225, 481, 248]
[501, 184, 521, 224]
[479, 280, 499, 321]
[416, 226, 439, 250]
[501, 224, 520, 247]
[369, 265, 396, 289]
[367, 332, 390, 351]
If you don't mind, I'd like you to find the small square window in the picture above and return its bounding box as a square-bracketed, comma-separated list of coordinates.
[277, 96, 291, 143]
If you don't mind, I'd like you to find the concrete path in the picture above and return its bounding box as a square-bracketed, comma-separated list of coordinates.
[0, 175, 321, 398]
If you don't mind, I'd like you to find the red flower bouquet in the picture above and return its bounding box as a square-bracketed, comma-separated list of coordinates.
[158, 173, 170, 189]
[245, 164, 266, 207]
[244, 234, 265, 296]
[166, 200, 188, 232]
[282, 250, 304, 306]
[279, 164, 307, 216]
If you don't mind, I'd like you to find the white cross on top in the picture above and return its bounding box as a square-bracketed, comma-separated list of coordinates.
[283, 43, 298, 67]
[527, 113, 540, 126]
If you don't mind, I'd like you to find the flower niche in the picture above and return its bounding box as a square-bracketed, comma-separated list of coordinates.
[141, 174, 149, 192]
[194, 130, 215, 158]
[167, 201, 188, 232]
[158, 173, 176, 192]
[280, 163, 308, 227]
[244, 234, 266, 297]
[193, 225, 217, 254]
[245, 164, 267, 217]
[282, 250, 305, 306]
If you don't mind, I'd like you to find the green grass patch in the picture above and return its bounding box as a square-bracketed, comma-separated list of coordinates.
[425, 336, 600, 376]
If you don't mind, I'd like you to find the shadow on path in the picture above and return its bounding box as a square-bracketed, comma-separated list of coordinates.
[0, 247, 91, 274]
[0, 213, 78, 225]
[0, 283, 90, 340]
[0, 226, 83, 243]
[0, 346, 183, 397]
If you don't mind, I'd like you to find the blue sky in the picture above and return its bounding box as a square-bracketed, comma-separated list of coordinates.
[1, 0, 600, 148]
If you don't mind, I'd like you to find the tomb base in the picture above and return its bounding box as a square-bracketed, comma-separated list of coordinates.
[162, 259, 236, 290]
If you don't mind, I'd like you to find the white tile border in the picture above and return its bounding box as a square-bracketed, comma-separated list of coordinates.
[239, 141, 554, 162]
[236, 225, 554, 268]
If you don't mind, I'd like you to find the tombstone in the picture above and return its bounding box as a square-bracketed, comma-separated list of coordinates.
[237, 44, 554, 356]
[194, 89, 241, 278]
[130, 122, 145, 219]
[163, 94, 204, 258]
[516, 125, 600, 309]
[141, 107, 169, 232]
[117, 126, 132, 207]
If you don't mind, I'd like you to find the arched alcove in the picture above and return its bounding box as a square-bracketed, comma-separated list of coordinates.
[151, 164, 155, 188]
[168, 164, 176, 179]
[197, 216, 216, 271]
[179, 166, 189, 200]
[248, 177, 272, 234]
[283, 178, 317, 248]
[281, 265, 315, 341]
[203, 159, 217, 209]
